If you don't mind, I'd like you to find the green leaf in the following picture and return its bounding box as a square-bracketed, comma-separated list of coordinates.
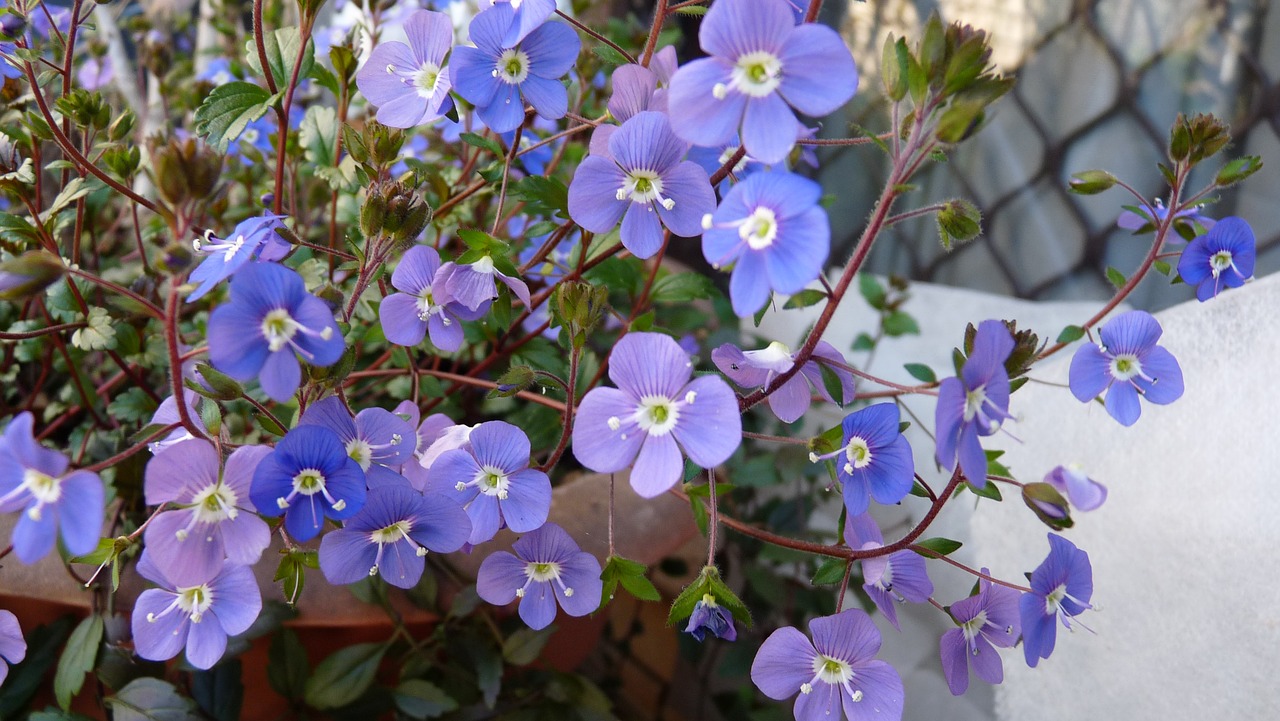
[304, 642, 388, 709]
[783, 289, 828, 309]
[600, 555, 661, 607]
[882, 310, 920, 337]
[811, 558, 848, 585]
[857, 274, 886, 310]
[1105, 266, 1127, 289]
[851, 332, 875, 352]
[818, 362, 848, 407]
[393, 680, 458, 720]
[914, 537, 963, 556]
[1215, 155, 1263, 187]
[107, 387, 159, 424]
[244, 28, 315, 90]
[1067, 170, 1118, 195]
[502, 626, 555, 666]
[903, 363, 936, 383]
[651, 272, 717, 302]
[257, 412, 288, 436]
[108, 678, 200, 721]
[1153, 259, 1172, 276]
[267, 628, 309, 701]
[619, 571, 662, 601]
[1056, 325, 1086, 343]
[668, 566, 751, 628]
[193, 82, 273, 152]
[300, 105, 339, 167]
[54, 615, 103, 710]
[191, 660, 244, 721]
[592, 44, 630, 67]
[41, 177, 98, 223]
[459, 131, 504, 157]
[510, 175, 569, 216]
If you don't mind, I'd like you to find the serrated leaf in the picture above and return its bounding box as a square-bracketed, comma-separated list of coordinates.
[245, 28, 315, 90]
[300, 105, 338, 166]
[193, 82, 273, 152]
[592, 44, 629, 67]
[54, 615, 102, 710]
[811, 558, 848, 585]
[108, 678, 200, 721]
[502, 627, 555, 666]
[394, 680, 458, 719]
[41, 177, 97, 222]
[1056, 325, 1086, 343]
[903, 363, 936, 383]
[304, 642, 387, 709]
[914, 537, 963, 556]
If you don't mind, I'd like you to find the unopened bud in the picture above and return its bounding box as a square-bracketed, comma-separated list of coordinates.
[0, 251, 68, 301]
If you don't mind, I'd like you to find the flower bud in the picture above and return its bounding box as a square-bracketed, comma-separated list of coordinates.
[150, 136, 223, 205]
[0, 251, 67, 301]
[1067, 170, 1118, 195]
[1022, 482, 1073, 531]
[936, 198, 981, 250]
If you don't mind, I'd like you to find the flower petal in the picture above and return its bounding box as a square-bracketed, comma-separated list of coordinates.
[630, 433, 683, 498]
[572, 387, 644, 472]
[667, 58, 745, 148]
[671, 375, 742, 468]
[751, 625, 816, 699]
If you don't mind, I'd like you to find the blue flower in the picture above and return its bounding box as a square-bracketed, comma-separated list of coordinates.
[298, 396, 417, 488]
[250, 425, 366, 542]
[845, 512, 932, 631]
[712, 340, 855, 423]
[939, 568, 1021, 695]
[206, 262, 345, 402]
[0, 609, 25, 687]
[1177, 216, 1255, 301]
[187, 214, 290, 302]
[810, 404, 915, 517]
[1019, 534, 1092, 668]
[356, 10, 455, 129]
[935, 320, 1014, 487]
[491, 0, 557, 48]
[685, 595, 737, 642]
[1068, 310, 1183, 427]
[476, 522, 603, 630]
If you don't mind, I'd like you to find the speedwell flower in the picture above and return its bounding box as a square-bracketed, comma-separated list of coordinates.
[939, 568, 1021, 695]
[1043, 464, 1107, 512]
[1068, 310, 1183, 427]
[685, 595, 737, 642]
[572, 332, 741, 498]
[1177, 216, 1256, 301]
[712, 340, 854, 423]
[207, 262, 345, 402]
[844, 512, 932, 631]
[807, 404, 914, 518]
[667, 0, 858, 164]
[357, 10, 455, 128]
[0, 609, 25, 687]
[491, 0, 557, 48]
[476, 522, 603, 630]
[380, 246, 490, 353]
[298, 396, 416, 488]
[250, 425, 366, 542]
[1020, 533, 1093, 668]
[935, 320, 1014, 487]
[751, 609, 905, 721]
[186, 214, 289, 302]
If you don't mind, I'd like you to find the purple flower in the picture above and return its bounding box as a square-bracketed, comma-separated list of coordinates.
[146, 390, 208, 455]
[1020, 533, 1093, 668]
[357, 10, 455, 129]
[844, 513, 932, 631]
[144, 440, 272, 587]
[426, 420, 551, 545]
[685, 595, 737, 642]
[807, 404, 914, 517]
[750, 609, 905, 721]
[1068, 310, 1184, 427]
[939, 568, 1021, 695]
[1043, 464, 1107, 512]
[588, 62, 670, 155]
[77, 55, 113, 91]
[935, 320, 1014, 487]
[0, 609, 25, 687]
[568, 111, 715, 259]
[445, 253, 532, 312]
[380, 246, 490, 353]
[319, 485, 471, 589]
[207, 262, 345, 402]
[187, 214, 290, 302]
[702, 170, 830, 316]
[667, 0, 857, 164]
[130, 551, 261, 670]
[1177, 216, 1255, 302]
[0, 412, 104, 564]
[250, 425, 366, 542]
[298, 396, 416, 488]
[449, 5, 579, 133]
[491, 0, 557, 48]
[712, 340, 854, 423]
[197, 58, 238, 85]
[572, 332, 741, 498]
[1117, 198, 1214, 235]
[390, 401, 456, 491]
[476, 522, 603, 630]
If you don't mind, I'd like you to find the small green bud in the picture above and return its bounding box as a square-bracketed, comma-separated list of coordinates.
[1168, 114, 1191, 162]
[936, 199, 981, 250]
[359, 185, 390, 239]
[1067, 170, 1118, 195]
[1023, 482, 1073, 531]
[108, 109, 135, 142]
[102, 145, 141, 180]
[0, 250, 67, 301]
[194, 362, 245, 401]
[881, 35, 908, 102]
[488, 365, 536, 398]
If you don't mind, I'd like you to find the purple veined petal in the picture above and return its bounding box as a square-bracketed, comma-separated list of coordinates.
[500, 469, 551, 532]
[1105, 381, 1142, 426]
[512, 522, 580, 562]
[863, 582, 900, 630]
[131, 589, 189, 662]
[671, 374, 742, 468]
[356, 408, 417, 467]
[208, 565, 261, 636]
[469, 421, 532, 472]
[729, 250, 772, 317]
[392, 245, 442, 294]
[620, 203, 666, 259]
[284, 497, 327, 542]
[184, 610, 229, 670]
[568, 155, 629, 233]
[886, 550, 933, 601]
[1098, 310, 1162, 356]
[135, 549, 170, 587]
[381, 293, 429, 346]
[588, 125, 617, 156]
[1176, 235, 1214, 286]
[764, 206, 829, 294]
[556, 552, 604, 616]
[500, 0, 557, 48]
[408, 492, 472, 553]
[323, 461, 368, 521]
[316, 536, 373, 585]
[750, 625, 816, 699]
[220, 512, 271, 567]
[844, 660, 905, 721]
[375, 89, 431, 129]
[520, 74, 568, 121]
[144, 510, 224, 587]
[12, 511, 57, 563]
[495, 271, 531, 309]
[405, 9, 453, 65]
[571, 387, 644, 473]
[968, 633, 1004, 685]
[2, 413, 69, 477]
[1068, 343, 1112, 402]
[964, 320, 1014, 388]
[711, 343, 772, 388]
[608, 64, 660, 123]
[939, 628, 971, 695]
[427, 311, 464, 352]
[1019, 592, 1057, 667]
[841, 474, 871, 517]
[630, 432, 684, 498]
[794, 674, 844, 720]
[0, 610, 24, 665]
[810, 608, 881, 664]
[609, 332, 694, 399]
[956, 421, 989, 486]
[258, 349, 302, 402]
[655, 161, 716, 237]
[777, 24, 858, 117]
[358, 43, 419, 106]
[740, 93, 799, 165]
[298, 396, 358, 443]
[667, 58, 744, 149]
[698, 0, 794, 60]
[1135, 346, 1184, 405]
[651, 45, 678, 86]
[366, 465, 412, 489]
[377, 539, 427, 589]
[466, 4, 512, 55]
[477, 82, 526, 134]
[144, 438, 219, 505]
[227, 261, 307, 314]
[477, 550, 526, 605]
[767, 373, 811, 423]
[610, 111, 687, 175]
[521, 19, 580, 79]
[449, 46, 504, 109]
[934, 377, 965, 471]
[466, 494, 503, 545]
[291, 295, 345, 367]
[866, 436, 914, 506]
[842, 402, 902, 449]
[207, 302, 270, 382]
[222, 445, 270, 499]
[844, 513, 884, 548]
[517, 577, 559, 630]
[702, 193, 751, 267]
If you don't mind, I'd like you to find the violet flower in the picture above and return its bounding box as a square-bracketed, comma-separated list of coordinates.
[491, 0, 557, 48]
[568, 111, 715, 259]
[319, 485, 471, 589]
[572, 332, 741, 498]
[1020, 533, 1093, 668]
[206, 262, 345, 403]
[1043, 464, 1107, 512]
[667, 0, 857, 164]
[701, 170, 830, 316]
[844, 512, 932, 631]
[589, 62, 669, 155]
[711, 340, 854, 423]
[935, 320, 1015, 487]
[939, 568, 1021, 695]
[0, 412, 104, 564]
[449, 4, 579, 133]
[1117, 198, 1214, 235]
[0, 609, 25, 687]
[445, 254, 532, 312]
[1177, 216, 1255, 301]
[685, 595, 737, 642]
[130, 551, 262, 670]
[380, 246, 490, 353]
[476, 522, 603, 630]
[1068, 310, 1183, 427]
[357, 10, 455, 128]
[806, 403, 914, 517]
[250, 425, 366, 542]
[187, 214, 290, 302]
[426, 420, 551, 545]
[143, 440, 272, 587]
[390, 400, 456, 491]
[146, 390, 208, 455]
[750, 609, 905, 721]
[298, 396, 416, 488]
[76, 55, 113, 91]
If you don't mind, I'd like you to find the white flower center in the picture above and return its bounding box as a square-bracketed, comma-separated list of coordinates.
[1045, 583, 1067, 615]
[12, 469, 62, 521]
[844, 436, 872, 473]
[370, 519, 413, 546]
[963, 385, 987, 422]
[493, 49, 530, 85]
[517, 560, 575, 598]
[617, 170, 675, 210]
[347, 439, 373, 470]
[188, 483, 240, 526]
[1109, 353, 1141, 382]
[717, 51, 783, 99]
[177, 584, 214, 623]
[739, 207, 778, 250]
[471, 464, 511, 499]
[260, 308, 334, 354]
[635, 395, 679, 436]
[412, 62, 442, 98]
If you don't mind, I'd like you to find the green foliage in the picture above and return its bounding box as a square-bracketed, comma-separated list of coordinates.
[193, 82, 274, 152]
[305, 643, 389, 710]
